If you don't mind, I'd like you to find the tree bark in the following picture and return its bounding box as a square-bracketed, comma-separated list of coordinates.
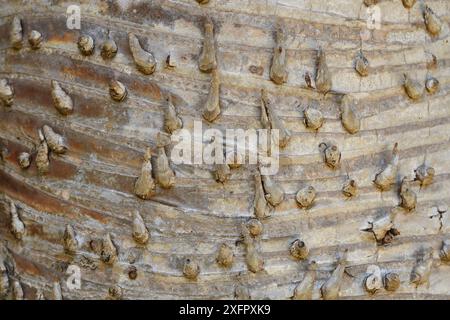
[0, 0, 449, 300]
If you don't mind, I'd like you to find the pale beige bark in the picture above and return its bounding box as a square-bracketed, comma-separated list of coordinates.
[0, 0, 449, 300]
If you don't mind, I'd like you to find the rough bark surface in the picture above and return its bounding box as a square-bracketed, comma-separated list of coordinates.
[0, 0, 449, 300]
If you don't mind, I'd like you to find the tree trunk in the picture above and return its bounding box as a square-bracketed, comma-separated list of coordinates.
[0, 0, 449, 300]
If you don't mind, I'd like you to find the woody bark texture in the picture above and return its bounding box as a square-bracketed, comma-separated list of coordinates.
[0, 0, 449, 300]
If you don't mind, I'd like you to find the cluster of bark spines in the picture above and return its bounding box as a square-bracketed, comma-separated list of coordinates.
[1, 2, 447, 300]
